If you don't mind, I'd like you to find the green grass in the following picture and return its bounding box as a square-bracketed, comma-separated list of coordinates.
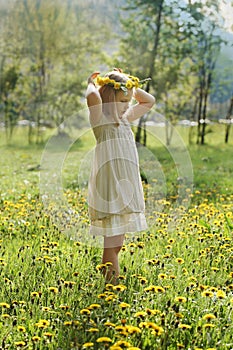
[0, 125, 233, 349]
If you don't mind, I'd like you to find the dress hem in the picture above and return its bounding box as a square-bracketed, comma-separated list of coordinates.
[89, 212, 147, 237]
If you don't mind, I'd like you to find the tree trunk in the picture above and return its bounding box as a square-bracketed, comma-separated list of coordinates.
[196, 82, 204, 144]
[3, 98, 10, 143]
[135, 116, 144, 144]
[225, 96, 233, 144]
[189, 95, 198, 145]
[200, 65, 214, 145]
[143, 119, 147, 146]
[28, 123, 33, 145]
[135, 0, 164, 145]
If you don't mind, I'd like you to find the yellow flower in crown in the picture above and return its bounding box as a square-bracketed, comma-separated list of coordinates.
[103, 77, 111, 84]
[96, 76, 105, 86]
[95, 72, 151, 92]
[114, 82, 121, 89]
[129, 75, 140, 83]
[125, 80, 133, 89]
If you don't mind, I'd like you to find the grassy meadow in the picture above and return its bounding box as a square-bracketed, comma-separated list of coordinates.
[0, 124, 233, 350]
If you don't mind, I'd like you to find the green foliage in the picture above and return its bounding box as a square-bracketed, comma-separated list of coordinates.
[0, 0, 112, 142]
[0, 0, 232, 146]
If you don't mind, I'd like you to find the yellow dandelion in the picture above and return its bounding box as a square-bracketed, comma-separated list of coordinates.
[216, 290, 226, 299]
[64, 280, 76, 288]
[201, 290, 214, 298]
[32, 336, 41, 342]
[178, 323, 192, 330]
[134, 311, 147, 318]
[96, 263, 106, 271]
[59, 304, 70, 310]
[0, 302, 10, 308]
[146, 308, 160, 315]
[127, 325, 141, 334]
[48, 287, 59, 294]
[96, 76, 104, 86]
[113, 284, 127, 292]
[80, 308, 91, 315]
[129, 75, 139, 82]
[170, 275, 177, 279]
[114, 340, 132, 347]
[227, 284, 233, 290]
[31, 291, 39, 298]
[119, 302, 130, 309]
[139, 276, 147, 284]
[176, 258, 184, 264]
[146, 322, 164, 335]
[174, 296, 187, 303]
[14, 341, 26, 347]
[144, 285, 165, 293]
[97, 293, 106, 299]
[88, 328, 99, 332]
[125, 80, 133, 89]
[203, 313, 216, 321]
[104, 77, 111, 84]
[35, 319, 50, 328]
[42, 306, 51, 312]
[43, 332, 54, 338]
[17, 325, 26, 332]
[138, 321, 147, 329]
[105, 283, 114, 290]
[104, 321, 116, 327]
[88, 303, 101, 310]
[105, 294, 118, 302]
[97, 337, 112, 343]
[82, 343, 94, 348]
[203, 323, 215, 329]
[115, 325, 126, 332]
[114, 82, 121, 90]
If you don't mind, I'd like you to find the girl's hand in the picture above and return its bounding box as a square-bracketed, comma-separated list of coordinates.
[88, 71, 100, 85]
[113, 67, 123, 73]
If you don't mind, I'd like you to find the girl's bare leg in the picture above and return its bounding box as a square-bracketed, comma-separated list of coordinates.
[102, 234, 125, 284]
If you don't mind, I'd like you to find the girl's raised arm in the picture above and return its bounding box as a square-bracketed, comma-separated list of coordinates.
[85, 72, 102, 126]
[127, 88, 155, 123]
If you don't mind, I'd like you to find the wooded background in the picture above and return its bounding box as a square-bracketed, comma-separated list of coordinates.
[0, 0, 232, 145]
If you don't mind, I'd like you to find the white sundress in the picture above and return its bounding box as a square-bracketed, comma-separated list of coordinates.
[88, 114, 148, 237]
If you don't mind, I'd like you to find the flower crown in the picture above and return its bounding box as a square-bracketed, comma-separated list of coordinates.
[96, 74, 151, 95]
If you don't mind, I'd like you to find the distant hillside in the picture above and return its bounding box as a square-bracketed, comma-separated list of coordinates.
[220, 30, 233, 58]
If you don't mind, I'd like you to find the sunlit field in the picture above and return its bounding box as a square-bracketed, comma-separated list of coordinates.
[0, 125, 233, 350]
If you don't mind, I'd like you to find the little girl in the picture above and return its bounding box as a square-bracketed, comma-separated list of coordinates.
[85, 68, 155, 282]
